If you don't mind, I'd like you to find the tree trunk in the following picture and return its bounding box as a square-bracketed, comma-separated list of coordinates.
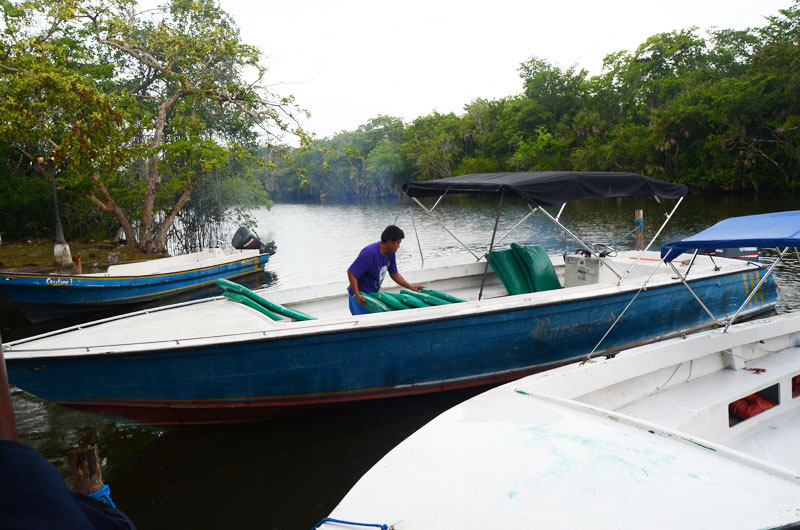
[140, 90, 187, 252]
[86, 175, 138, 248]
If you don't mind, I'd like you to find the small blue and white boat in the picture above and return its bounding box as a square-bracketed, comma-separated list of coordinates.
[0, 227, 275, 322]
[1, 174, 784, 425]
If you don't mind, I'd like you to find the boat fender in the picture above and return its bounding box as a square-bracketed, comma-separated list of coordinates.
[728, 393, 776, 420]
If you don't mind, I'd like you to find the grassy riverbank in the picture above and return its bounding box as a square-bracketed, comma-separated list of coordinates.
[0, 240, 163, 271]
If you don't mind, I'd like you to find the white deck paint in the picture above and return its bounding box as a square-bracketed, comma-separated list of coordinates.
[81, 248, 263, 277]
[3, 251, 767, 358]
[322, 312, 800, 529]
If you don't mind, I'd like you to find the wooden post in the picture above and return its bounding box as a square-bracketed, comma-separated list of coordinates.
[0, 333, 19, 441]
[635, 209, 644, 251]
[68, 445, 104, 496]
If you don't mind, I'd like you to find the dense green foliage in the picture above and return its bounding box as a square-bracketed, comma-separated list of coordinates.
[2, 1, 798, 245]
[263, 2, 800, 202]
[0, 0, 302, 249]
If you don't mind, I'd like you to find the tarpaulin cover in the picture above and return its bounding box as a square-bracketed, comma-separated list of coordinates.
[402, 172, 688, 207]
[661, 210, 800, 261]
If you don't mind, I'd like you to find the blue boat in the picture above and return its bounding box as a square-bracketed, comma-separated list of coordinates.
[0, 227, 275, 322]
[1, 174, 783, 425]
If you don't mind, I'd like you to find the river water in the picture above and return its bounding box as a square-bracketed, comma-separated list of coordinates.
[3, 193, 800, 529]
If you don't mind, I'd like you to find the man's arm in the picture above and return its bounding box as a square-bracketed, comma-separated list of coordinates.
[347, 270, 366, 305]
[389, 271, 423, 292]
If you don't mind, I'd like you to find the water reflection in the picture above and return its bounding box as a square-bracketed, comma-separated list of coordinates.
[4, 193, 800, 529]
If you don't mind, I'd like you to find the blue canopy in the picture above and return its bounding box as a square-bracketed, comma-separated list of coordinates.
[661, 210, 800, 262]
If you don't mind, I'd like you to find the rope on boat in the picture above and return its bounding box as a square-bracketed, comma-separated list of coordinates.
[87, 484, 117, 508]
[312, 517, 390, 530]
[609, 218, 643, 249]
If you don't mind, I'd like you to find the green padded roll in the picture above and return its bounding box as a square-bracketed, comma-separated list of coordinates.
[216, 278, 317, 320]
[511, 243, 561, 292]
[486, 249, 532, 295]
[360, 293, 391, 313]
[372, 291, 412, 310]
[420, 288, 465, 303]
[401, 289, 450, 306]
[223, 291, 284, 321]
[395, 292, 428, 308]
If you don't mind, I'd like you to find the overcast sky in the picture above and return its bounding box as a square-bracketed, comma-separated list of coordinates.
[216, 0, 789, 142]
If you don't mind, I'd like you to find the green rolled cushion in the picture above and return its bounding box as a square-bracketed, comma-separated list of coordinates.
[223, 291, 284, 321]
[511, 243, 561, 292]
[395, 292, 428, 308]
[372, 291, 412, 310]
[360, 293, 391, 313]
[421, 288, 465, 303]
[401, 289, 450, 306]
[217, 278, 316, 320]
[486, 249, 532, 295]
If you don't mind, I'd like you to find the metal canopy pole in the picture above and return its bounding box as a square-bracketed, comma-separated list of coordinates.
[534, 204, 623, 280]
[494, 207, 538, 248]
[618, 196, 684, 285]
[410, 210, 424, 268]
[667, 261, 722, 325]
[411, 196, 480, 260]
[724, 246, 791, 331]
[478, 189, 505, 301]
[585, 250, 673, 361]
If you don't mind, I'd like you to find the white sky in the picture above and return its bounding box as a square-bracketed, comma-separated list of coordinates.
[219, 0, 789, 141]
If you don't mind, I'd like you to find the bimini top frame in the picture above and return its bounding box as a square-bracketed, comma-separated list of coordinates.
[661, 210, 800, 332]
[403, 172, 689, 297]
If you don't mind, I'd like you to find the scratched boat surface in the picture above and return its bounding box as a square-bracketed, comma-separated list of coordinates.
[322, 311, 800, 529]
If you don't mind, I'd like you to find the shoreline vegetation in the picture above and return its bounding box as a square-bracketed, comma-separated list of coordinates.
[1, 0, 798, 252]
[0, 240, 161, 271]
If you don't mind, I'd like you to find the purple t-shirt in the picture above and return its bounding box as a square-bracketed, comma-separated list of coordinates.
[347, 241, 397, 295]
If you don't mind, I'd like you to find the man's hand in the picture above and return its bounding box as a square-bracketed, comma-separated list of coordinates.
[356, 292, 367, 305]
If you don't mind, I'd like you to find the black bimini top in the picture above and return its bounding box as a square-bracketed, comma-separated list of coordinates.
[402, 172, 688, 207]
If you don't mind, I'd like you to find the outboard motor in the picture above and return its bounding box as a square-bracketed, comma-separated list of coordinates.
[231, 226, 277, 255]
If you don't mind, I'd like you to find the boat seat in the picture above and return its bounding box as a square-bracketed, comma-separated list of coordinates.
[487, 244, 561, 295]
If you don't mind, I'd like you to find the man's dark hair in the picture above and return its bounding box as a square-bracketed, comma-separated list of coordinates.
[381, 225, 405, 243]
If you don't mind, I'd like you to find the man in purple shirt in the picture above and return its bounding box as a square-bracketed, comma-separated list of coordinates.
[347, 225, 423, 315]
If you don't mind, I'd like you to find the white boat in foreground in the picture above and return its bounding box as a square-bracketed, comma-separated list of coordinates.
[320, 311, 800, 529]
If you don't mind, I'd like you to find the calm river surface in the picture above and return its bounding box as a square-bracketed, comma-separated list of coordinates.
[3, 193, 800, 529]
